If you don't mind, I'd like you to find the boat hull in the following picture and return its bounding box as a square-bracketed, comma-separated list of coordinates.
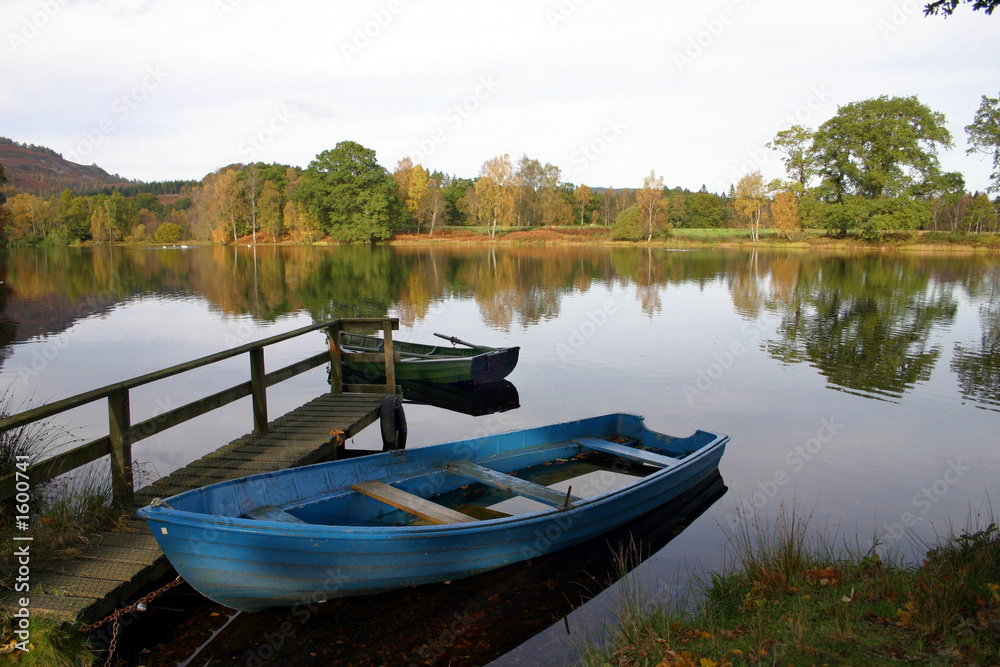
[138, 414, 727, 611]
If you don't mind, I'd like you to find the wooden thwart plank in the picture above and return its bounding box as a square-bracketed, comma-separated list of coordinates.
[245, 504, 307, 523]
[447, 460, 579, 508]
[351, 480, 476, 525]
[573, 437, 681, 468]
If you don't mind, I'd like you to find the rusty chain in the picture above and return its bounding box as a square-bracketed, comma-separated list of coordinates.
[77, 575, 184, 667]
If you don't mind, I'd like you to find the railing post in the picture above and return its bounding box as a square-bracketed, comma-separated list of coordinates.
[382, 320, 396, 394]
[328, 321, 344, 394]
[250, 347, 268, 434]
[108, 386, 134, 508]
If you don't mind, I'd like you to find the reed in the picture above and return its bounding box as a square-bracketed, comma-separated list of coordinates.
[901, 501, 1000, 641]
[0, 391, 58, 473]
[1, 388, 129, 664]
[578, 500, 1000, 666]
[1, 389, 133, 572]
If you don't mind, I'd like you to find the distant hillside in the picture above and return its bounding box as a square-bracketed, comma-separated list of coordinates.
[0, 137, 131, 195]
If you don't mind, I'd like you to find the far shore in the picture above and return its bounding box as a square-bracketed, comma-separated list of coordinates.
[390, 226, 1000, 252]
[128, 226, 1000, 253]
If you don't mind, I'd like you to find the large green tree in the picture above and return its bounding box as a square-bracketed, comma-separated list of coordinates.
[294, 141, 404, 243]
[439, 175, 474, 226]
[610, 204, 642, 241]
[767, 125, 817, 195]
[56, 189, 92, 243]
[685, 188, 726, 228]
[966, 92, 1000, 193]
[812, 95, 956, 201]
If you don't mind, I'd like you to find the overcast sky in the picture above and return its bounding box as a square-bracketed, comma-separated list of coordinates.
[3, 0, 998, 193]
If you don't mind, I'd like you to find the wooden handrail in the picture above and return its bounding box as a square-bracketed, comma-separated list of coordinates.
[0, 318, 396, 431]
[0, 317, 400, 506]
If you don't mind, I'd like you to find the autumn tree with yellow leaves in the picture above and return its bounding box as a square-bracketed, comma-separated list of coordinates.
[734, 170, 769, 242]
[475, 154, 516, 238]
[636, 170, 670, 241]
[771, 190, 802, 239]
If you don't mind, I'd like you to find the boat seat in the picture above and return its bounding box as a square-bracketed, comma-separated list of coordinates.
[244, 504, 308, 524]
[351, 480, 477, 525]
[447, 460, 580, 508]
[572, 437, 681, 468]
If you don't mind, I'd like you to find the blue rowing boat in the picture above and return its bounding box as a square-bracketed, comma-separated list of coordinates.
[137, 414, 728, 611]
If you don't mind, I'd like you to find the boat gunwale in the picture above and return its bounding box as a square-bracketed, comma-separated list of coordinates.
[340, 333, 515, 359]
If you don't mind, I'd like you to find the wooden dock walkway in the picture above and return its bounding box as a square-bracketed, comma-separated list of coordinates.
[12, 392, 386, 623]
[0, 317, 404, 627]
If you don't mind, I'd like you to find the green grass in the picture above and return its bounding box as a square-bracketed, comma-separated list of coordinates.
[672, 228, 768, 239]
[579, 503, 1000, 666]
[915, 230, 1000, 248]
[0, 617, 97, 665]
[393, 225, 1000, 250]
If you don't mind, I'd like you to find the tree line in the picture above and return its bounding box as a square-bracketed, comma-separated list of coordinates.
[0, 140, 733, 246]
[0, 137, 62, 159]
[739, 93, 1000, 241]
[610, 94, 1000, 242]
[1, 93, 998, 247]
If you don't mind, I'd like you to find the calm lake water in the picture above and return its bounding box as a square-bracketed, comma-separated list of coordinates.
[2, 245, 998, 666]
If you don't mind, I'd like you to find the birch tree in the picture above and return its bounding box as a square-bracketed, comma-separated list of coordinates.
[574, 184, 592, 225]
[636, 170, 669, 241]
[514, 155, 541, 227]
[259, 180, 284, 242]
[423, 179, 444, 237]
[475, 154, 515, 238]
[735, 170, 768, 242]
[408, 165, 429, 231]
[243, 162, 260, 244]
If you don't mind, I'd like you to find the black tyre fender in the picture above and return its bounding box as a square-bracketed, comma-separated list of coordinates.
[380, 394, 407, 451]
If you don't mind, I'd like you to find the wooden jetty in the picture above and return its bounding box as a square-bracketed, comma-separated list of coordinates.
[0, 318, 403, 624]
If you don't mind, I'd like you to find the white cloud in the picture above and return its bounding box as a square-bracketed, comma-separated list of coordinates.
[2, 0, 997, 192]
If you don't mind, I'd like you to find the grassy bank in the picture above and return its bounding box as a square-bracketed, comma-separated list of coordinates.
[0, 392, 127, 665]
[0, 396, 131, 585]
[0, 618, 95, 665]
[388, 226, 1000, 251]
[580, 507, 1000, 666]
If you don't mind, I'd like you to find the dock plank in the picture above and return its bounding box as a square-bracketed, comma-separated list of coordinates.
[39, 575, 131, 599]
[17, 595, 97, 623]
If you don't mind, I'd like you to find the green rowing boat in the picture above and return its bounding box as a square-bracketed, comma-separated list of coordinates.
[340, 332, 520, 385]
